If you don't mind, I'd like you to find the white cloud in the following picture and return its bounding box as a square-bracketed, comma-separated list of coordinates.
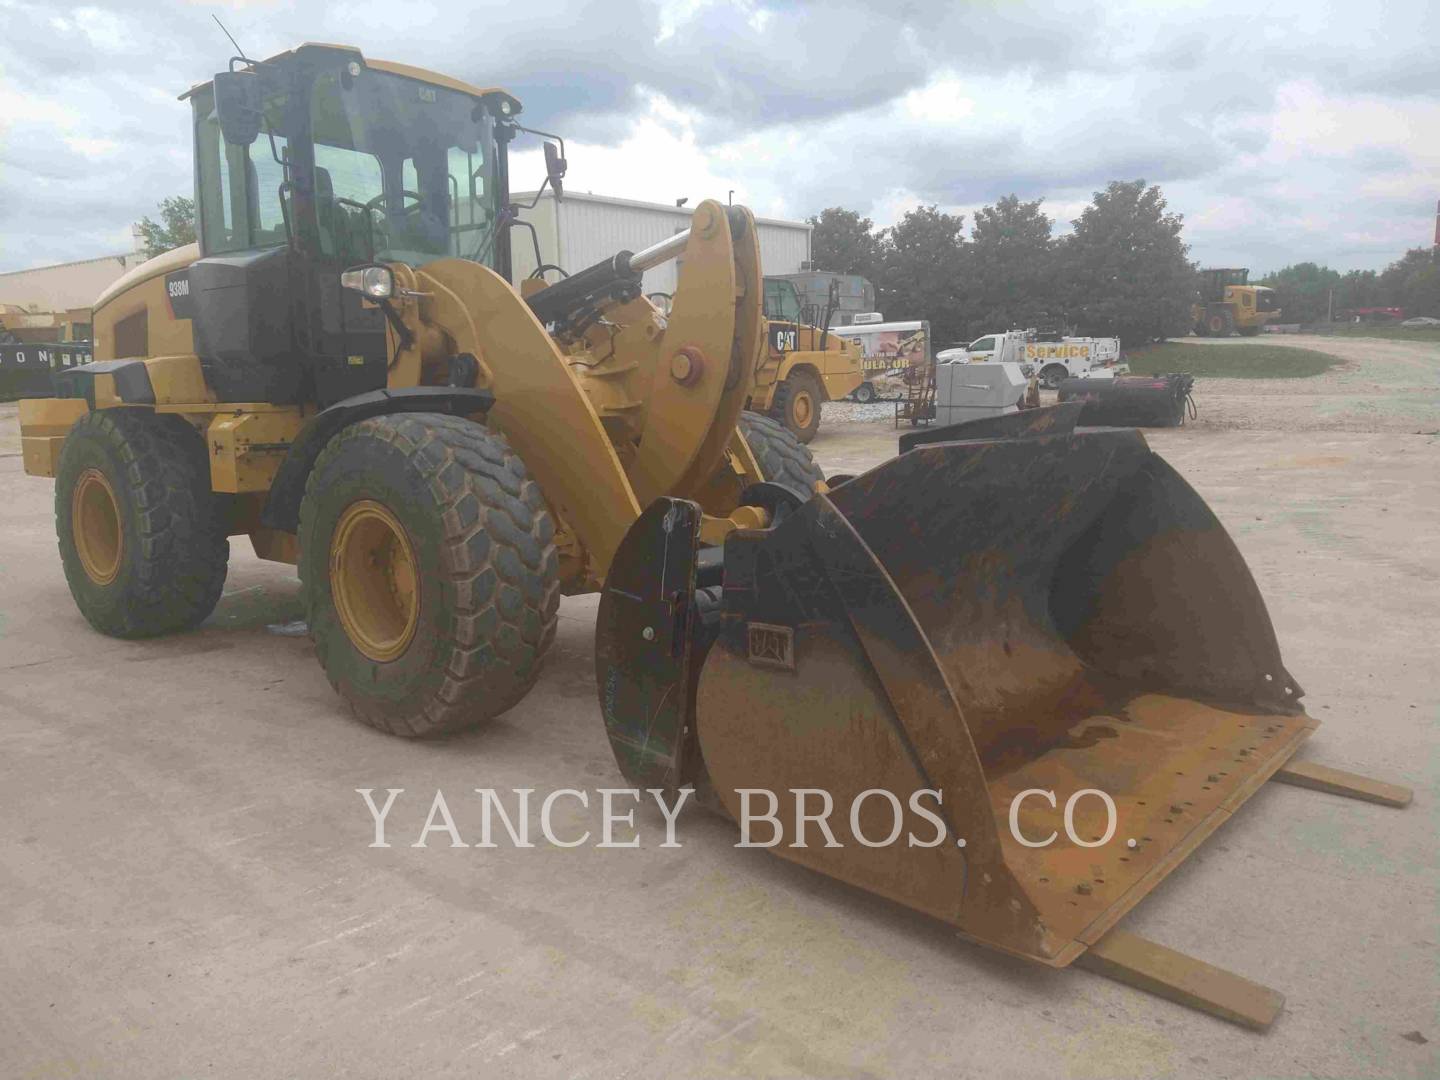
[0, 0, 1435, 273]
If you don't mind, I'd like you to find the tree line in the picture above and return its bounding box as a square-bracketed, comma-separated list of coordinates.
[809, 181, 1439, 347]
[1257, 252, 1439, 325]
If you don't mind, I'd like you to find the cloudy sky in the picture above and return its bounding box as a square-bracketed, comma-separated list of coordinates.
[1, 0, 1436, 275]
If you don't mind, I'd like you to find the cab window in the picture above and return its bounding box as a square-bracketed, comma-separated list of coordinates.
[764, 279, 803, 321]
[970, 336, 996, 352]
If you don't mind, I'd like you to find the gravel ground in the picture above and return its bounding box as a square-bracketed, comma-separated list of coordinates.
[818, 400, 903, 424]
[814, 334, 1440, 436]
[1169, 334, 1440, 433]
[0, 335, 1436, 1078]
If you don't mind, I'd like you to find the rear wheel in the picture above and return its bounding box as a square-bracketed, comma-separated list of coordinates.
[738, 412, 825, 497]
[1237, 325, 1262, 337]
[1040, 364, 1068, 389]
[1207, 310, 1234, 336]
[299, 413, 559, 737]
[852, 381, 877, 404]
[55, 409, 229, 638]
[770, 370, 823, 443]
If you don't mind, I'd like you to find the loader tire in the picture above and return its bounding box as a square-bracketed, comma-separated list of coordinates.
[738, 412, 825, 497]
[298, 413, 559, 737]
[55, 409, 229, 638]
[1206, 310, 1235, 336]
[769, 370, 824, 444]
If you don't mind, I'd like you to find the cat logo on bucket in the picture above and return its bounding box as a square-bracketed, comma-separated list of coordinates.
[747, 623, 794, 670]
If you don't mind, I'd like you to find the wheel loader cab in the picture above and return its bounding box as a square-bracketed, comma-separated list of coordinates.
[185, 44, 516, 407]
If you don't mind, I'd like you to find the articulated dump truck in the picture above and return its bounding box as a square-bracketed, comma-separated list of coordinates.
[17, 44, 1407, 1029]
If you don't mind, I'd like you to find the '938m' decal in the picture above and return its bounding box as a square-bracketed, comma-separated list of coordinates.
[164, 271, 195, 319]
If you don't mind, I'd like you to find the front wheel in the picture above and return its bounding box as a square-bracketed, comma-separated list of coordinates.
[299, 413, 560, 737]
[770, 370, 823, 443]
[738, 412, 825, 497]
[55, 409, 229, 638]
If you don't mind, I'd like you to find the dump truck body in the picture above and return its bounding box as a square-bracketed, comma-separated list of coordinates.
[746, 275, 864, 442]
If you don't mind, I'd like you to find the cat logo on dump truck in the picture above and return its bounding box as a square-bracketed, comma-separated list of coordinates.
[770, 326, 798, 353]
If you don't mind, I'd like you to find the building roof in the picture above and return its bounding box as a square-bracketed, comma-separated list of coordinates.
[0, 252, 131, 279]
[515, 190, 810, 232]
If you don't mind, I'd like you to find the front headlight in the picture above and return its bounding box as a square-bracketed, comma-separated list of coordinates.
[340, 264, 394, 300]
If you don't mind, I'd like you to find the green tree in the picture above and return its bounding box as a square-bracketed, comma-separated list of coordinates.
[1334, 269, 1382, 315]
[878, 205, 970, 345]
[137, 196, 197, 259]
[807, 207, 885, 280]
[1256, 262, 1341, 324]
[1380, 248, 1440, 317]
[1058, 180, 1194, 342]
[968, 195, 1055, 335]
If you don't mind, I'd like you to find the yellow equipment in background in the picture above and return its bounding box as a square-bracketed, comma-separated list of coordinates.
[745, 276, 863, 442]
[1193, 267, 1281, 336]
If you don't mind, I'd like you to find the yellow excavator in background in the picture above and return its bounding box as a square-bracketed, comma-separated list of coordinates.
[16, 43, 1406, 1027]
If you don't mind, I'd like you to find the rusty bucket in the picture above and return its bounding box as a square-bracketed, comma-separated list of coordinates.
[596, 406, 1338, 1006]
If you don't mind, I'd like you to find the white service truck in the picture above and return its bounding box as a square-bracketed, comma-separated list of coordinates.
[936, 331, 1124, 388]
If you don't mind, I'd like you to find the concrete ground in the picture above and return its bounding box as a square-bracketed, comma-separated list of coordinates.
[1, 336, 1437, 1079]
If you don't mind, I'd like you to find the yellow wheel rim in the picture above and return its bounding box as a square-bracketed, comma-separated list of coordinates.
[330, 500, 420, 663]
[72, 468, 123, 586]
[792, 389, 815, 429]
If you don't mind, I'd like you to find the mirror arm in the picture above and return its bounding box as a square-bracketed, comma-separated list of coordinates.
[508, 217, 546, 276]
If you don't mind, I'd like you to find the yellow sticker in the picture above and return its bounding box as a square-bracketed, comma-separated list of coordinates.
[347, 355, 365, 366]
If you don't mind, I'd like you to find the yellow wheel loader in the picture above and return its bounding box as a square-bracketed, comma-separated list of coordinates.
[1193, 267, 1281, 336]
[746, 276, 863, 443]
[18, 43, 1408, 1028]
[18, 43, 821, 736]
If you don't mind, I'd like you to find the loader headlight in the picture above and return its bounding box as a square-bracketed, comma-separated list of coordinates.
[340, 264, 394, 300]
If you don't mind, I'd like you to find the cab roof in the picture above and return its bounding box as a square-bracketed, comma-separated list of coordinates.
[179, 42, 519, 112]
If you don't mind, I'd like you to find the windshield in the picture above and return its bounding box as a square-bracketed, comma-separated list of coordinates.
[764, 278, 803, 321]
[309, 67, 499, 267]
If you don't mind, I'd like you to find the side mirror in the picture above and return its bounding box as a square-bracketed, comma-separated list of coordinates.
[213, 70, 262, 146]
[544, 141, 567, 202]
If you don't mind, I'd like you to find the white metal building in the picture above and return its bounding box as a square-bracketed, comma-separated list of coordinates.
[511, 191, 812, 295]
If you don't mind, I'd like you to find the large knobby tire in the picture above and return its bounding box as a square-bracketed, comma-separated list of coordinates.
[298, 413, 559, 737]
[55, 409, 229, 638]
[1207, 310, 1235, 336]
[769, 370, 823, 443]
[738, 412, 825, 497]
